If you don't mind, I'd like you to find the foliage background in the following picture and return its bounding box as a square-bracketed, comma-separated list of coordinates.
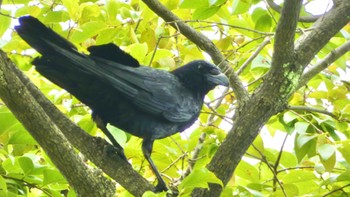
[0, 0, 350, 196]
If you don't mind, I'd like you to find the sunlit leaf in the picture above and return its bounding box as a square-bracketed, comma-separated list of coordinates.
[193, 6, 221, 20]
[179, 168, 222, 195]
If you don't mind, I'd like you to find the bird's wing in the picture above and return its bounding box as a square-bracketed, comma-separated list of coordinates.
[88, 44, 140, 68]
[32, 40, 199, 123]
[94, 58, 201, 123]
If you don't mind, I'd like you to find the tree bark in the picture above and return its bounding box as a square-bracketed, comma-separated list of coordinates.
[0, 50, 116, 197]
[0, 50, 154, 196]
[1, 0, 349, 196]
[141, 0, 250, 103]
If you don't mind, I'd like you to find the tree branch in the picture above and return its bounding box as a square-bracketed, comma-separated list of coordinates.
[270, 0, 301, 71]
[192, 1, 304, 196]
[0, 50, 116, 197]
[288, 105, 350, 123]
[0, 50, 154, 196]
[237, 36, 271, 75]
[141, 0, 249, 103]
[265, 0, 323, 23]
[298, 40, 350, 88]
[295, 0, 350, 68]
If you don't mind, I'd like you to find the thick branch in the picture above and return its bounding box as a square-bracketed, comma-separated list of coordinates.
[0, 51, 154, 196]
[141, 0, 249, 103]
[295, 0, 350, 68]
[270, 0, 301, 70]
[192, 1, 303, 196]
[0, 50, 115, 197]
[298, 40, 350, 87]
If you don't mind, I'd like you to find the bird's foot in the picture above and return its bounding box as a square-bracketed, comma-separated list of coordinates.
[154, 182, 168, 193]
[104, 143, 129, 163]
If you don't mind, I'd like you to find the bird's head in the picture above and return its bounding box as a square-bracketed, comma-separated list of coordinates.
[172, 60, 229, 95]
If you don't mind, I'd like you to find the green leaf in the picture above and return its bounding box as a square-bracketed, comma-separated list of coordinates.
[2, 157, 22, 174]
[209, 0, 227, 6]
[18, 156, 34, 175]
[142, 191, 167, 197]
[294, 133, 317, 162]
[77, 114, 96, 134]
[106, 124, 128, 147]
[320, 150, 336, 172]
[236, 186, 264, 197]
[70, 21, 107, 43]
[318, 144, 336, 171]
[80, 2, 101, 19]
[235, 160, 260, 182]
[246, 135, 264, 158]
[140, 28, 157, 52]
[106, 0, 120, 23]
[61, 0, 79, 19]
[8, 129, 37, 145]
[145, 49, 173, 66]
[338, 140, 350, 164]
[43, 169, 66, 185]
[279, 151, 298, 168]
[0, 107, 22, 135]
[193, 6, 221, 20]
[231, 0, 251, 14]
[254, 14, 272, 35]
[0, 10, 12, 37]
[0, 176, 7, 194]
[294, 122, 310, 134]
[251, 55, 270, 69]
[334, 171, 350, 182]
[275, 184, 299, 197]
[180, 0, 208, 9]
[95, 28, 119, 45]
[283, 111, 299, 124]
[179, 168, 222, 195]
[281, 170, 317, 184]
[308, 91, 328, 99]
[296, 134, 317, 148]
[43, 11, 70, 23]
[129, 43, 148, 64]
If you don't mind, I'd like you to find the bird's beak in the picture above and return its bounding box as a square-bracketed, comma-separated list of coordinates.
[207, 73, 230, 87]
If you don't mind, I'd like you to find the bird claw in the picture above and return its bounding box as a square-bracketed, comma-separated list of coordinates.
[153, 183, 168, 193]
[104, 143, 129, 163]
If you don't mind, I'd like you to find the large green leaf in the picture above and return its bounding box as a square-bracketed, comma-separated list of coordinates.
[70, 21, 107, 43]
[178, 168, 223, 195]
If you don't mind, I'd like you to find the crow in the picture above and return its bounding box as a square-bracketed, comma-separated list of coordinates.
[15, 16, 229, 192]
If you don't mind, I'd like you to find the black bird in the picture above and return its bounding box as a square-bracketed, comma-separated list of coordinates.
[15, 16, 229, 191]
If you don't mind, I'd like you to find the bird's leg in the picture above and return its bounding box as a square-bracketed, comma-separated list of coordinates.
[142, 139, 168, 192]
[93, 115, 128, 161]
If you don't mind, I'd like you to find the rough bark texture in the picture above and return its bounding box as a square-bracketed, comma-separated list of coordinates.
[0, 51, 116, 197]
[1, 0, 350, 196]
[189, 1, 350, 196]
[141, 0, 250, 103]
[0, 50, 154, 196]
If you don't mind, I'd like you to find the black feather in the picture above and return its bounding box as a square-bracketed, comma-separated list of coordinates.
[15, 16, 229, 192]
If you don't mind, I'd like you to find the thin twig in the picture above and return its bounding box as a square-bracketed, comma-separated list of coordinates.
[272, 134, 288, 191]
[288, 105, 350, 123]
[237, 36, 271, 75]
[323, 183, 350, 197]
[251, 144, 287, 197]
[298, 40, 350, 88]
[289, 110, 324, 134]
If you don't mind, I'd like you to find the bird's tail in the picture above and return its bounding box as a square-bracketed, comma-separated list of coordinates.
[15, 16, 77, 56]
[15, 16, 96, 98]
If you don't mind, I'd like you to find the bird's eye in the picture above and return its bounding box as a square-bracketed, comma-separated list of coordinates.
[209, 68, 221, 75]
